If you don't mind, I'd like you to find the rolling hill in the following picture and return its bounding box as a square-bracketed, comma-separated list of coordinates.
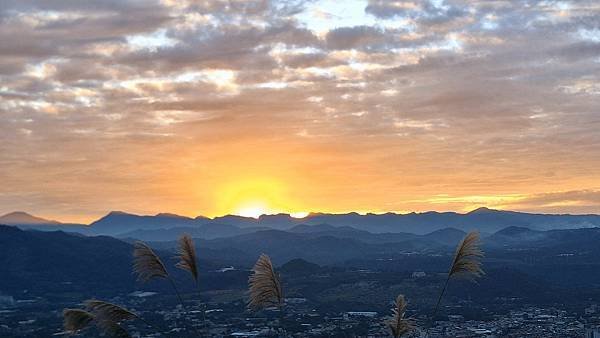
[0, 211, 60, 225]
[3, 207, 600, 238]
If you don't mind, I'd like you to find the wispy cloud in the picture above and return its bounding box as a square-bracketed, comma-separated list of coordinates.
[1, 0, 599, 221]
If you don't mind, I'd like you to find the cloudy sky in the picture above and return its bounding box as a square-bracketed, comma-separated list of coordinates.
[1, 0, 599, 222]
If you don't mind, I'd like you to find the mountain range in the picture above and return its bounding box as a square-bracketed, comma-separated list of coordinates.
[0, 211, 88, 231]
[2, 208, 600, 238]
[2, 222, 600, 295]
[2, 208, 599, 333]
[0, 211, 60, 225]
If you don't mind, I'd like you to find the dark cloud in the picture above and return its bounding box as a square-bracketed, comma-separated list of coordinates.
[365, 0, 468, 26]
[325, 26, 386, 50]
[120, 21, 319, 72]
[365, 0, 420, 19]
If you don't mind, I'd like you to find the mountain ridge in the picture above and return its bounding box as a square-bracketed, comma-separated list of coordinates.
[0, 211, 60, 225]
[3, 207, 600, 236]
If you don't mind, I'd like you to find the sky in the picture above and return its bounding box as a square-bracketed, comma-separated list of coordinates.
[1, 0, 600, 223]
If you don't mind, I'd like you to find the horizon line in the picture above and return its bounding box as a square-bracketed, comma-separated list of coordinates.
[3, 206, 600, 225]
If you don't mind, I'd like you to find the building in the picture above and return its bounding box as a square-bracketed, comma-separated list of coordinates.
[346, 311, 377, 318]
[412, 271, 426, 278]
[448, 315, 464, 322]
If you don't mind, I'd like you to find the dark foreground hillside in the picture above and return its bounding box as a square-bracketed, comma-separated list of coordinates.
[1, 224, 600, 336]
[0, 225, 136, 294]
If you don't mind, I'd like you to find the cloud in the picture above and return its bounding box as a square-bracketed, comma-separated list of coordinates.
[505, 190, 600, 214]
[365, 0, 469, 30]
[1, 0, 599, 220]
[325, 26, 386, 50]
[521, 189, 600, 205]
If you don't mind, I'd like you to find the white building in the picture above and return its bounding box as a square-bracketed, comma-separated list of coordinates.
[412, 271, 426, 278]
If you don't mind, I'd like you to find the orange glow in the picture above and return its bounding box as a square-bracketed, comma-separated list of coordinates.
[215, 177, 284, 217]
[290, 211, 310, 218]
[2, 0, 600, 224]
[234, 202, 269, 219]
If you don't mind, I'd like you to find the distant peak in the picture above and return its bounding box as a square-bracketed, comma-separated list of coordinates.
[2, 211, 33, 217]
[106, 211, 132, 216]
[495, 226, 534, 236]
[0, 211, 59, 225]
[306, 212, 324, 217]
[468, 207, 498, 214]
[280, 258, 320, 274]
[155, 212, 187, 218]
[258, 213, 292, 220]
[428, 227, 465, 234]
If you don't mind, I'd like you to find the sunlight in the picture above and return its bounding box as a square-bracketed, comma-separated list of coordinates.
[233, 201, 271, 218]
[212, 175, 313, 218]
[290, 211, 309, 218]
[215, 177, 287, 217]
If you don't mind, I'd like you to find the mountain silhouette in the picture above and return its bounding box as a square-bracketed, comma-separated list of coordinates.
[4, 208, 600, 236]
[3, 222, 600, 295]
[89, 211, 198, 235]
[279, 258, 321, 275]
[0, 211, 60, 225]
[0, 224, 135, 294]
[118, 223, 269, 241]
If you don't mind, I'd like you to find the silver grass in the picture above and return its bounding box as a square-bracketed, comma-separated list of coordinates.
[176, 234, 208, 329]
[63, 308, 131, 338]
[63, 308, 94, 333]
[133, 241, 169, 282]
[97, 320, 132, 338]
[248, 254, 283, 311]
[388, 295, 414, 338]
[84, 299, 165, 335]
[84, 299, 138, 323]
[427, 231, 485, 336]
[175, 234, 199, 283]
[449, 231, 484, 280]
[134, 241, 198, 334]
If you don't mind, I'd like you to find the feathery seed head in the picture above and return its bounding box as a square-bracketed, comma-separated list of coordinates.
[247, 254, 283, 311]
[63, 309, 94, 333]
[175, 234, 199, 283]
[97, 320, 132, 338]
[84, 299, 137, 323]
[387, 295, 414, 338]
[133, 241, 169, 282]
[449, 231, 484, 280]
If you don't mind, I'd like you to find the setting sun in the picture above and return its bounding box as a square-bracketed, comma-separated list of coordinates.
[215, 176, 312, 218]
[233, 201, 271, 219]
[290, 211, 310, 218]
[216, 177, 288, 218]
